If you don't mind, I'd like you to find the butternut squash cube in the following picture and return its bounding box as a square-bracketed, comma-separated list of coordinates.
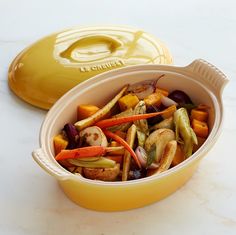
[144, 92, 162, 106]
[192, 119, 209, 138]
[53, 134, 68, 155]
[191, 109, 208, 122]
[172, 144, 185, 166]
[118, 94, 139, 111]
[77, 104, 100, 120]
[155, 87, 169, 96]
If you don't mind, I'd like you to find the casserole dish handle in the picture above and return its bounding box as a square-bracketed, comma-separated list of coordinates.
[32, 148, 70, 181]
[185, 59, 229, 96]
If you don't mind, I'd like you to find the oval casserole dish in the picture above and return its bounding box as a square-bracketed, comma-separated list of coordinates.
[32, 59, 228, 211]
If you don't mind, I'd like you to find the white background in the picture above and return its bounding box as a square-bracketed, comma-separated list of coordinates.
[1, 0, 236, 234]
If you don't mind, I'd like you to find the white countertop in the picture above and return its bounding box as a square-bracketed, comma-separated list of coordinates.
[1, 0, 236, 234]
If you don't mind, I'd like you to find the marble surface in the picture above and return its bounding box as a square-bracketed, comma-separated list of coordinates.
[1, 0, 236, 234]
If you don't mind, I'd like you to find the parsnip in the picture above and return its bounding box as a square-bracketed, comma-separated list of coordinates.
[75, 85, 128, 131]
[122, 124, 137, 181]
[145, 129, 175, 163]
[147, 140, 177, 176]
[156, 140, 177, 173]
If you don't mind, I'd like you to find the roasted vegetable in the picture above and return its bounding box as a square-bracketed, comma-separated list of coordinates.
[172, 144, 185, 166]
[77, 104, 100, 120]
[191, 109, 208, 122]
[144, 92, 162, 107]
[155, 87, 169, 96]
[122, 124, 137, 181]
[63, 123, 79, 149]
[69, 157, 116, 168]
[136, 130, 146, 148]
[114, 130, 126, 139]
[108, 141, 125, 155]
[55, 146, 124, 161]
[193, 136, 206, 152]
[192, 119, 209, 138]
[134, 101, 149, 134]
[83, 164, 120, 181]
[79, 126, 108, 147]
[103, 129, 141, 168]
[72, 166, 83, 175]
[127, 80, 156, 99]
[106, 155, 123, 165]
[95, 110, 168, 129]
[147, 140, 177, 176]
[174, 107, 198, 158]
[149, 117, 174, 131]
[118, 93, 139, 111]
[161, 96, 178, 107]
[108, 108, 133, 132]
[53, 133, 68, 155]
[146, 105, 163, 125]
[135, 146, 159, 169]
[134, 101, 149, 147]
[128, 169, 146, 180]
[54, 79, 210, 182]
[145, 128, 175, 163]
[168, 90, 193, 105]
[161, 105, 177, 119]
[75, 85, 128, 130]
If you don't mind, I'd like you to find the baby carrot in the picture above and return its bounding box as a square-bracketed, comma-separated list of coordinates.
[95, 111, 167, 129]
[103, 129, 141, 168]
[55, 146, 123, 161]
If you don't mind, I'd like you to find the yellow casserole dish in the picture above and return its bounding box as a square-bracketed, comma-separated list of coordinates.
[8, 26, 172, 109]
[32, 59, 228, 211]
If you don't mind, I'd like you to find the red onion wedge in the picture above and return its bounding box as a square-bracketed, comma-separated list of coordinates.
[127, 75, 165, 99]
[135, 146, 159, 169]
[161, 96, 178, 107]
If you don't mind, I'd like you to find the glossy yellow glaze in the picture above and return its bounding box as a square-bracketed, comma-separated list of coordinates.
[59, 156, 201, 211]
[8, 26, 172, 109]
[32, 61, 227, 211]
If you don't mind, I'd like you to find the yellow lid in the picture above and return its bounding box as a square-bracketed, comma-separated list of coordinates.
[8, 26, 172, 109]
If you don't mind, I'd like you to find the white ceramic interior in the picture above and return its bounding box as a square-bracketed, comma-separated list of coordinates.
[33, 59, 228, 182]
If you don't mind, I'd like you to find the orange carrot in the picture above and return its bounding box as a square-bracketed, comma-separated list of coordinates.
[103, 130, 141, 168]
[161, 105, 177, 119]
[55, 146, 123, 161]
[55, 146, 106, 160]
[114, 130, 126, 139]
[95, 111, 167, 129]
